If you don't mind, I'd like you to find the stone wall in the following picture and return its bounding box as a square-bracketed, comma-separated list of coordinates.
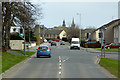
[10, 40, 24, 50]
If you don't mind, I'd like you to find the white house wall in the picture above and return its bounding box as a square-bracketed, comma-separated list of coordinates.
[59, 30, 67, 39]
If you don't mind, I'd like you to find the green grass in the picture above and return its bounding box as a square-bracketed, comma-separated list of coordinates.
[2, 50, 35, 73]
[99, 58, 120, 78]
[94, 48, 119, 52]
[0, 53, 2, 74]
[10, 49, 35, 56]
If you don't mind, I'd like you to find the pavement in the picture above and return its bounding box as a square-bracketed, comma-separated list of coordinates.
[81, 47, 119, 60]
[2, 42, 116, 79]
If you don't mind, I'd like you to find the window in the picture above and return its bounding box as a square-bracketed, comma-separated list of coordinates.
[54, 34, 55, 38]
[47, 34, 49, 37]
[13, 28, 16, 32]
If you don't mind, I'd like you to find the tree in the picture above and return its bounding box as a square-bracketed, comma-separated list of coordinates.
[66, 25, 80, 39]
[2, 2, 42, 51]
[25, 28, 37, 42]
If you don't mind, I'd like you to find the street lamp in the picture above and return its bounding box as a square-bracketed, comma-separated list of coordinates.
[77, 13, 81, 41]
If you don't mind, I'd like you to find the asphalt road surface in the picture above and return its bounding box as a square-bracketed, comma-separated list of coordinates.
[2, 42, 114, 78]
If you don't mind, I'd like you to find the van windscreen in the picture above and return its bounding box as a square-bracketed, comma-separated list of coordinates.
[71, 41, 79, 44]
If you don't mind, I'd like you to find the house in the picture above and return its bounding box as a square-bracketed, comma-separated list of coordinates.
[10, 26, 23, 33]
[40, 29, 67, 40]
[81, 28, 96, 41]
[90, 19, 120, 44]
[113, 23, 120, 43]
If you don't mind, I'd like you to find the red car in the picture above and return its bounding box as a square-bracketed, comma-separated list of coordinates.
[105, 43, 120, 49]
[83, 41, 101, 48]
[53, 39, 61, 42]
[49, 40, 52, 43]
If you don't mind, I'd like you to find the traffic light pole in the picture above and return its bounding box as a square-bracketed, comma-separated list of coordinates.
[23, 2, 26, 56]
[24, 28, 26, 56]
[39, 27, 40, 45]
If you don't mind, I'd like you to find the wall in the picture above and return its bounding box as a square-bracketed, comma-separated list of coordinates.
[31, 43, 36, 47]
[90, 29, 100, 41]
[10, 40, 24, 50]
[114, 25, 120, 43]
[59, 30, 67, 39]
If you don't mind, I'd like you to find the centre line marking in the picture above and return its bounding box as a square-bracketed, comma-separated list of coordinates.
[59, 60, 62, 63]
[59, 66, 62, 69]
[59, 63, 61, 66]
[59, 71, 62, 75]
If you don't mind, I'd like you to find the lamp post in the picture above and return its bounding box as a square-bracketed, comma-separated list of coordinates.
[77, 13, 81, 41]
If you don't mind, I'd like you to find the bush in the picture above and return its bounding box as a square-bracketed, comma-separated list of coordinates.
[10, 33, 23, 40]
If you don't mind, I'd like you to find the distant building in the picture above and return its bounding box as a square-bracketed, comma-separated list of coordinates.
[40, 29, 67, 40]
[90, 19, 120, 44]
[81, 28, 96, 41]
[71, 18, 75, 28]
[10, 26, 21, 33]
[113, 23, 120, 43]
[62, 20, 66, 27]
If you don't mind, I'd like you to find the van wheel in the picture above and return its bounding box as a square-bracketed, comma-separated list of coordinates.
[70, 47, 72, 50]
[78, 48, 80, 50]
[37, 55, 39, 58]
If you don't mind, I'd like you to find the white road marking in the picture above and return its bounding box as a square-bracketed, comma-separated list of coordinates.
[59, 71, 62, 75]
[63, 58, 69, 62]
[59, 56, 61, 60]
[59, 63, 62, 66]
[59, 66, 62, 70]
[59, 60, 62, 63]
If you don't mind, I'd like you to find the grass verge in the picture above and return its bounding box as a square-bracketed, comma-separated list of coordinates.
[94, 48, 119, 52]
[0, 53, 2, 74]
[2, 50, 35, 73]
[99, 58, 120, 78]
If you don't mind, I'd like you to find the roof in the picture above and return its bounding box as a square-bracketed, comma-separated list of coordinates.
[93, 19, 120, 33]
[40, 29, 64, 35]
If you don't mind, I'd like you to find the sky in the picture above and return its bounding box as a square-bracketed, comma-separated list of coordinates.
[32, 1, 118, 29]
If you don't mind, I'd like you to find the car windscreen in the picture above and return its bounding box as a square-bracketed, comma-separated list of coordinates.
[71, 41, 79, 44]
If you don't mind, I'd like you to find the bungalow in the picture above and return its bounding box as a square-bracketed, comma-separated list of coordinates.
[90, 19, 120, 44]
[40, 29, 67, 40]
[113, 23, 120, 43]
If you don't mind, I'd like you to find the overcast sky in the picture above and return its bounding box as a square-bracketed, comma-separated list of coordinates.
[33, 1, 118, 28]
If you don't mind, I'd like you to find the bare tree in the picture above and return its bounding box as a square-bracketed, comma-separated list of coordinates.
[2, 2, 42, 51]
[66, 25, 80, 39]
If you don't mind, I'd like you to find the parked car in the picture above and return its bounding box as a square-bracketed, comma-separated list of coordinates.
[83, 41, 101, 48]
[51, 41, 57, 46]
[70, 38, 80, 50]
[60, 41, 65, 45]
[49, 40, 52, 43]
[53, 39, 61, 42]
[105, 43, 120, 49]
[36, 46, 51, 58]
[44, 38, 47, 43]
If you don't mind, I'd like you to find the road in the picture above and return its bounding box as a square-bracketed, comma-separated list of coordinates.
[2, 42, 115, 78]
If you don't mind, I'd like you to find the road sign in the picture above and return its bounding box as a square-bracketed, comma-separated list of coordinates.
[20, 33, 23, 37]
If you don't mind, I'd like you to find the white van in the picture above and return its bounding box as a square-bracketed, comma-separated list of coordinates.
[70, 38, 80, 50]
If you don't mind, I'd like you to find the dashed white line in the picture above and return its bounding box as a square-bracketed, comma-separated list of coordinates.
[59, 71, 62, 75]
[59, 63, 62, 66]
[59, 66, 62, 70]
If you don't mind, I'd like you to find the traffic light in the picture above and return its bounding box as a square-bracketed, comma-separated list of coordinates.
[20, 28, 23, 37]
[99, 32, 103, 38]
